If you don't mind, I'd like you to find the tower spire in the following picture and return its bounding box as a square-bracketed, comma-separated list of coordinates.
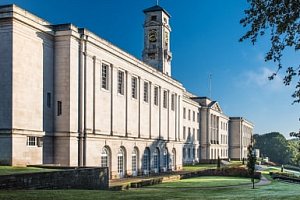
[142, 4, 172, 76]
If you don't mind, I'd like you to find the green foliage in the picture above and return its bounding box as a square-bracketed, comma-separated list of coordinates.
[182, 164, 216, 171]
[254, 132, 292, 164]
[247, 144, 257, 188]
[149, 176, 256, 188]
[217, 156, 221, 169]
[289, 131, 300, 165]
[1, 177, 300, 200]
[240, 0, 300, 104]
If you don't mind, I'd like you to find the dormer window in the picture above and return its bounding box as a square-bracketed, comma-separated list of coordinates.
[151, 15, 157, 21]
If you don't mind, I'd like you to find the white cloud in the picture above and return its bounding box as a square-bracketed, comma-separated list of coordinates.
[243, 67, 284, 91]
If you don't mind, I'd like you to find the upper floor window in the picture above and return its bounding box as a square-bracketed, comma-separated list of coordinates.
[151, 15, 157, 21]
[171, 94, 175, 111]
[193, 111, 195, 121]
[188, 109, 191, 120]
[143, 81, 149, 102]
[131, 77, 137, 99]
[26, 136, 43, 147]
[163, 90, 168, 108]
[47, 92, 51, 108]
[101, 64, 109, 90]
[57, 101, 62, 116]
[183, 108, 186, 119]
[154, 86, 159, 106]
[117, 70, 124, 95]
[183, 126, 186, 139]
[27, 136, 36, 146]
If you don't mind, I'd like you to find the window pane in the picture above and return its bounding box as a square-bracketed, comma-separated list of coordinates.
[154, 87, 158, 105]
[171, 94, 175, 111]
[102, 64, 109, 90]
[131, 77, 137, 99]
[163, 91, 167, 108]
[117, 71, 124, 95]
[143, 82, 149, 102]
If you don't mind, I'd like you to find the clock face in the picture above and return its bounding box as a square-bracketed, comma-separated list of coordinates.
[148, 29, 157, 42]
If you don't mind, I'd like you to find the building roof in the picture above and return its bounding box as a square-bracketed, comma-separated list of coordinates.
[143, 5, 171, 17]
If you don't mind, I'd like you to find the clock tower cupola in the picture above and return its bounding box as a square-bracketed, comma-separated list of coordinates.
[142, 5, 172, 76]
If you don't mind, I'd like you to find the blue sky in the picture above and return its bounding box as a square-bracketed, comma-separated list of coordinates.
[3, 0, 299, 137]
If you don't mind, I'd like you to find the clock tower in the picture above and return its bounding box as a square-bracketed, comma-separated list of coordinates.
[142, 5, 172, 76]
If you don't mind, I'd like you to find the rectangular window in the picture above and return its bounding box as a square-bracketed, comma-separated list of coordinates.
[171, 94, 175, 111]
[188, 127, 191, 139]
[117, 70, 124, 95]
[154, 86, 159, 106]
[27, 136, 36, 146]
[193, 128, 195, 140]
[57, 101, 62, 116]
[131, 77, 137, 99]
[148, 53, 155, 59]
[197, 129, 200, 141]
[101, 64, 109, 90]
[151, 15, 157, 21]
[193, 111, 195, 121]
[47, 92, 51, 108]
[143, 81, 149, 102]
[192, 148, 195, 158]
[183, 108, 186, 119]
[183, 126, 186, 139]
[188, 109, 191, 120]
[163, 90, 168, 108]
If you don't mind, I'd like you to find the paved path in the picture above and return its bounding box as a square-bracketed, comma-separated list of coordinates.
[255, 174, 271, 186]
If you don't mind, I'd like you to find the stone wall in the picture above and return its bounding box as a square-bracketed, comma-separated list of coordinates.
[0, 167, 108, 190]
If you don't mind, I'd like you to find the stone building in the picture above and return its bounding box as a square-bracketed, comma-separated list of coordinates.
[0, 4, 253, 178]
[229, 117, 254, 160]
[194, 97, 230, 161]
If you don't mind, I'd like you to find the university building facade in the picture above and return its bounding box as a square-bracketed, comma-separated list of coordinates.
[0, 4, 253, 179]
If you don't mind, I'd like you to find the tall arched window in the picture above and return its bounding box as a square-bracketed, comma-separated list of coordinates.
[117, 148, 125, 178]
[143, 147, 150, 175]
[163, 148, 168, 170]
[101, 147, 110, 168]
[172, 148, 176, 170]
[132, 147, 138, 176]
[153, 148, 160, 173]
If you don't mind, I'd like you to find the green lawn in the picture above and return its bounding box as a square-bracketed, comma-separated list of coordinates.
[149, 176, 257, 188]
[182, 164, 216, 171]
[1, 176, 299, 200]
[0, 166, 57, 175]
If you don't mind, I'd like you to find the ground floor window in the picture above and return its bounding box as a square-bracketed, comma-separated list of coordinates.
[143, 148, 150, 173]
[132, 148, 138, 175]
[101, 147, 110, 168]
[153, 148, 159, 170]
[117, 148, 124, 175]
[192, 148, 195, 159]
[172, 148, 176, 168]
[163, 148, 168, 168]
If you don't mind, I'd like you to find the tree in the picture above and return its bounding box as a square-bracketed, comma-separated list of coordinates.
[290, 131, 300, 166]
[253, 132, 292, 164]
[247, 144, 257, 189]
[240, 0, 300, 104]
[217, 156, 221, 169]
